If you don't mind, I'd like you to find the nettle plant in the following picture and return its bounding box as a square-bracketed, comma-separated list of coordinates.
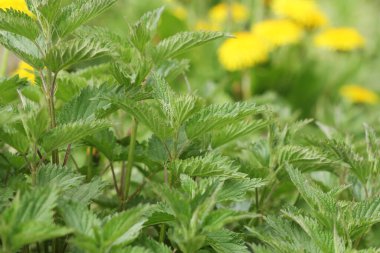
[2, 1, 380, 253]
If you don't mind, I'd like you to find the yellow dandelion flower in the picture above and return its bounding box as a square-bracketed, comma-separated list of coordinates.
[340, 85, 378, 104]
[194, 20, 221, 31]
[218, 32, 269, 71]
[314, 28, 365, 51]
[252, 19, 303, 48]
[13, 61, 35, 84]
[209, 3, 249, 24]
[272, 0, 327, 28]
[0, 0, 32, 16]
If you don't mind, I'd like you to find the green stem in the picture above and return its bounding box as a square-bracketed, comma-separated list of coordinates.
[0, 48, 9, 77]
[109, 162, 120, 197]
[159, 224, 166, 242]
[241, 70, 252, 100]
[22, 245, 30, 253]
[121, 117, 138, 209]
[48, 71, 59, 164]
[255, 188, 259, 211]
[87, 147, 94, 180]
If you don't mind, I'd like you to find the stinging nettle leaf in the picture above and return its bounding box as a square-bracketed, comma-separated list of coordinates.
[185, 102, 265, 139]
[36, 164, 85, 191]
[154, 31, 227, 62]
[0, 31, 43, 69]
[40, 119, 109, 152]
[0, 188, 71, 251]
[0, 9, 39, 41]
[56, 0, 117, 37]
[128, 7, 164, 51]
[44, 38, 110, 72]
[206, 230, 250, 253]
[171, 153, 246, 179]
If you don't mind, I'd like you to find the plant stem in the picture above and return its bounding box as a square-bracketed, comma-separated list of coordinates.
[159, 224, 166, 242]
[22, 245, 30, 253]
[255, 188, 259, 212]
[109, 162, 120, 197]
[0, 48, 9, 77]
[87, 147, 94, 180]
[49, 72, 59, 164]
[241, 69, 252, 100]
[121, 117, 138, 209]
[63, 144, 71, 166]
[44, 241, 49, 253]
[120, 160, 126, 206]
[36, 243, 42, 253]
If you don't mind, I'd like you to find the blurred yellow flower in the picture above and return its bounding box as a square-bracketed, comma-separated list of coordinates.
[13, 61, 35, 84]
[209, 3, 249, 24]
[0, 0, 32, 16]
[218, 32, 269, 71]
[340, 85, 378, 104]
[252, 19, 303, 48]
[314, 28, 365, 51]
[171, 6, 188, 20]
[272, 0, 327, 28]
[195, 20, 221, 31]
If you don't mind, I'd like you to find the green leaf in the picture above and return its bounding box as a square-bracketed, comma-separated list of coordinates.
[44, 38, 110, 72]
[217, 178, 266, 202]
[71, 205, 150, 252]
[143, 239, 173, 253]
[203, 209, 259, 231]
[0, 31, 43, 69]
[0, 9, 39, 40]
[85, 129, 123, 161]
[59, 201, 100, 235]
[65, 177, 107, 204]
[364, 124, 380, 162]
[0, 76, 28, 105]
[40, 119, 109, 152]
[36, 164, 85, 191]
[58, 86, 113, 124]
[211, 120, 268, 148]
[0, 188, 71, 252]
[285, 165, 337, 215]
[282, 210, 334, 253]
[0, 125, 29, 153]
[113, 99, 173, 141]
[324, 140, 371, 183]
[154, 31, 226, 62]
[55, 72, 87, 101]
[128, 7, 164, 51]
[56, 0, 117, 37]
[30, 0, 63, 23]
[278, 145, 332, 172]
[206, 230, 249, 253]
[102, 205, 149, 246]
[151, 73, 201, 128]
[345, 198, 380, 238]
[171, 153, 246, 179]
[247, 215, 318, 253]
[22, 106, 49, 142]
[0, 188, 13, 214]
[156, 59, 190, 81]
[185, 102, 265, 139]
[144, 211, 176, 227]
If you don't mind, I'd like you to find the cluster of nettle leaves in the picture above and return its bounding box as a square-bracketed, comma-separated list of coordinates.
[1, 1, 380, 253]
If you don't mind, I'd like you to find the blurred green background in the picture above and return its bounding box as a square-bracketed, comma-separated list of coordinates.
[4, 0, 380, 124]
[95, 0, 380, 116]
